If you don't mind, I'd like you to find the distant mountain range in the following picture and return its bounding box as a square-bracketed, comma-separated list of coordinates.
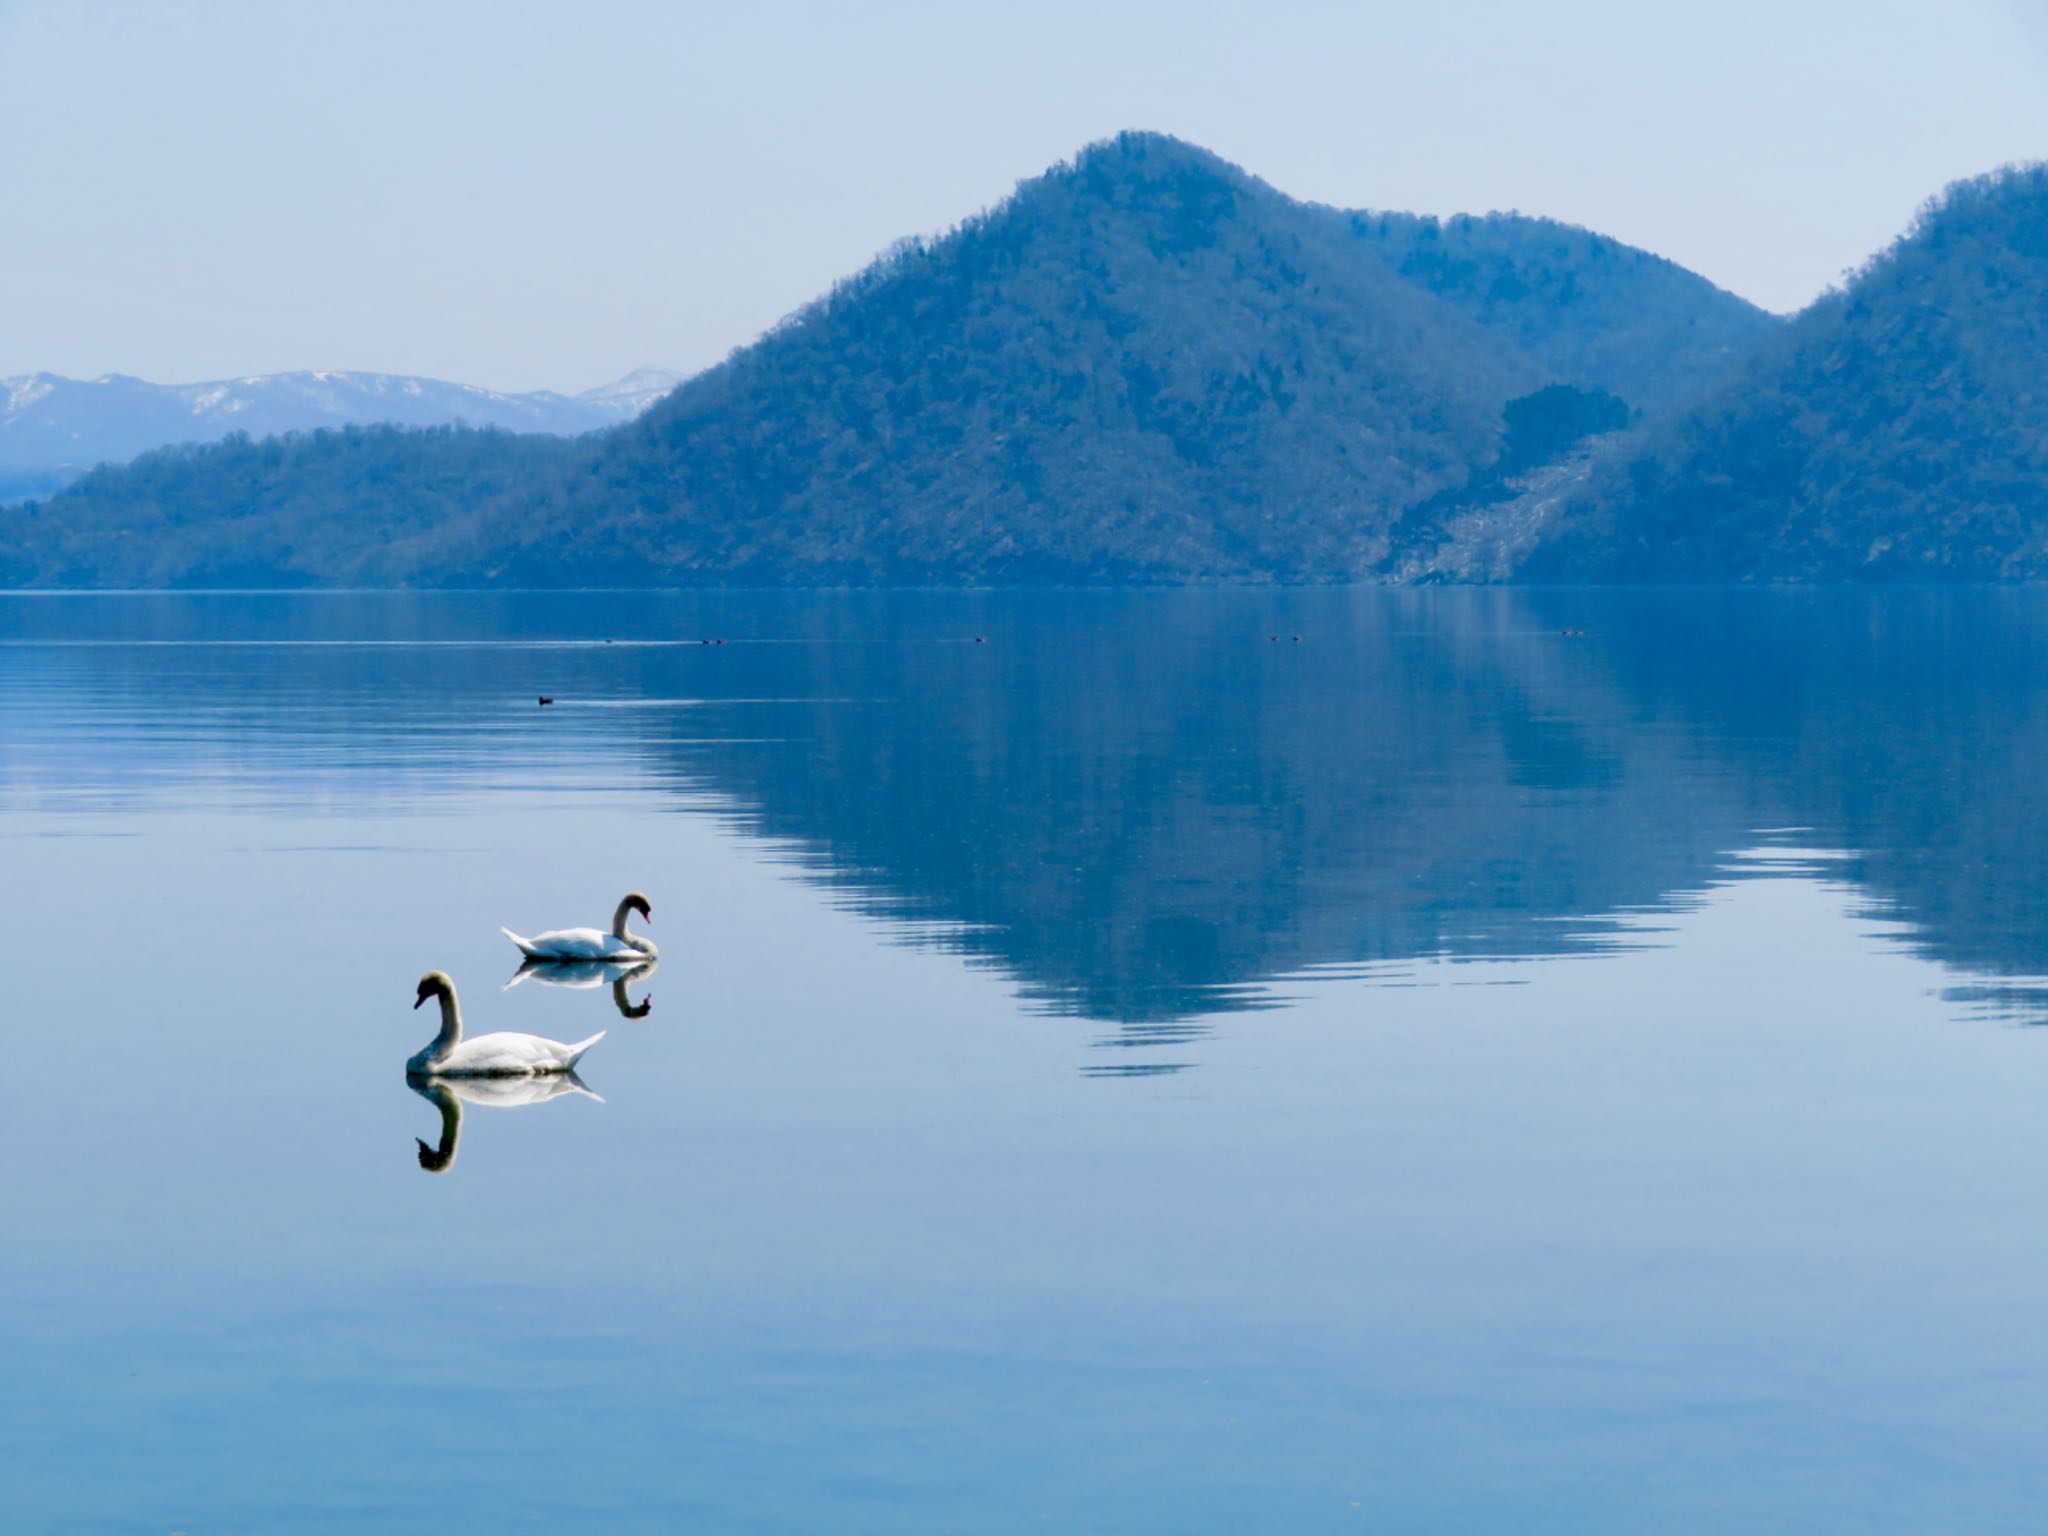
[6, 131, 2045, 586]
[0, 365, 681, 502]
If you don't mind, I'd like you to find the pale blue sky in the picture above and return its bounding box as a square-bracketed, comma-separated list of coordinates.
[4, 0, 2046, 392]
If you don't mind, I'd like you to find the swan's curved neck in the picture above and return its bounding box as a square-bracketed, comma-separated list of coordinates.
[426, 987, 463, 1058]
[611, 899, 637, 940]
[417, 1084, 461, 1172]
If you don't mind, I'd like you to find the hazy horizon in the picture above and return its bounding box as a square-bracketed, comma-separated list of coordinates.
[4, 0, 2046, 393]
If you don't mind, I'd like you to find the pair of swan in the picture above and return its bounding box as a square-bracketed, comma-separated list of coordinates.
[406, 892, 655, 1079]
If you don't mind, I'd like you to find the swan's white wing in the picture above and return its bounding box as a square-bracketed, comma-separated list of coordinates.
[511, 926, 637, 961]
[436, 1031, 586, 1075]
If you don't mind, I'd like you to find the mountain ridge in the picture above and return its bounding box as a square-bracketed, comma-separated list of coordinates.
[0, 365, 683, 503]
[399, 131, 1775, 586]
[6, 132, 1789, 586]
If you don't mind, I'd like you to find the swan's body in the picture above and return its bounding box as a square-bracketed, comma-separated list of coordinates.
[405, 971, 604, 1078]
[503, 891, 658, 962]
[414, 1032, 604, 1077]
[411, 1073, 601, 1174]
[501, 929, 645, 962]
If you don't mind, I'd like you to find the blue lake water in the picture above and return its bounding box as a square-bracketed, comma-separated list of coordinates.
[7, 587, 2048, 1532]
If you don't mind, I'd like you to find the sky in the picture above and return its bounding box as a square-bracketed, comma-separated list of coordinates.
[3, 0, 2047, 393]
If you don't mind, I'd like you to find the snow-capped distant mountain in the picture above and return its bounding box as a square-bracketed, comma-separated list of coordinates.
[570, 366, 687, 415]
[0, 367, 684, 500]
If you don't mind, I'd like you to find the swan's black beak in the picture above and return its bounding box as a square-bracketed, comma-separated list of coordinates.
[413, 993, 428, 1010]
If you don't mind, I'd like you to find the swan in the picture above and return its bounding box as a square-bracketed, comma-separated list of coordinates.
[405, 971, 605, 1077]
[503, 892, 657, 963]
[411, 1073, 602, 1174]
[504, 956, 655, 1020]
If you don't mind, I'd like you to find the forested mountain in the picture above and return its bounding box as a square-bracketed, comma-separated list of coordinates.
[1519, 165, 2048, 580]
[438, 134, 1766, 586]
[1335, 210, 1771, 409]
[0, 365, 679, 504]
[3, 133, 1770, 588]
[0, 427, 578, 588]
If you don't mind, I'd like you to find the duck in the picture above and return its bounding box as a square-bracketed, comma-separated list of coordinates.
[502, 891, 657, 963]
[405, 971, 605, 1077]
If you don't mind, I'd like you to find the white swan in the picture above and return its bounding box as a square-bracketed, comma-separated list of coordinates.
[411, 1073, 602, 1174]
[503, 892, 658, 963]
[405, 971, 605, 1077]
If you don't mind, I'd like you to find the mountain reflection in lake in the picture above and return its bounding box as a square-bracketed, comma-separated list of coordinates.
[9, 588, 2048, 1033]
[9, 588, 2048, 1532]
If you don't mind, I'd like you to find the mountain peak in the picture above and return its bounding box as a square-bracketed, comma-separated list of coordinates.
[1915, 161, 2048, 227]
[1804, 161, 2048, 306]
[1028, 130, 1265, 221]
[1067, 129, 1246, 177]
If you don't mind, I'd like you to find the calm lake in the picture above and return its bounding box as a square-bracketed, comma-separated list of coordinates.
[8, 587, 2048, 1532]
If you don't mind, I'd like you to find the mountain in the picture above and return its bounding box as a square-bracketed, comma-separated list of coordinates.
[405, 134, 1770, 586]
[0, 365, 681, 502]
[3, 133, 1771, 587]
[4, 137, 1775, 588]
[1516, 165, 2048, 580]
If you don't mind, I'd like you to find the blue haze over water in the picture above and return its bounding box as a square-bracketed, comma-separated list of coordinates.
[6, 589, 2048, 1531]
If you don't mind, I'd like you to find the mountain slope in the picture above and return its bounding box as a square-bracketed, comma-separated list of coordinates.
[0, 366, 680, 501]
[1521, 165, 2048, 580]
[1333, 210, 1776, 409]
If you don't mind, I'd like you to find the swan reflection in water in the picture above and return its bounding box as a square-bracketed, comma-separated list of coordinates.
[504, 956, 657, 1020]
[409, 1073, 603, 1174]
